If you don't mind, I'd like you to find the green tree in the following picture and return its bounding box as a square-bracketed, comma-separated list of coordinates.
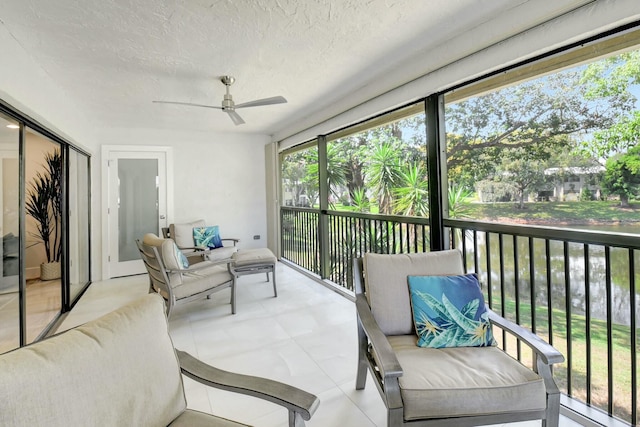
[496, 147, 550, 209]
[446, 69, 624, 188]
[351, 188, 370, 213]
[308, 143, 347, 208]
[394, 163, 429, 217]
[281, 149, 318, 206]
[447, 184, 473, 219]
[366, 141, 403, 214]
[602, 145, 640, 207]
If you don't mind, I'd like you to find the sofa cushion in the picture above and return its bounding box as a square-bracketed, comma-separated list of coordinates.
[408, 273, 495, 348]
[388, 335, 546, 421]
[363, 250, 465, 335]
[0, 294, 187, 427]
[171, 219, 206, 248]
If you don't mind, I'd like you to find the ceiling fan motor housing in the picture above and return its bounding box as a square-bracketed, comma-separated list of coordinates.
[222, 94, 234, 110]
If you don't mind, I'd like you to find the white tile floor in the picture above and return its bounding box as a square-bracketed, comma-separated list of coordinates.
[59, 262, 584, 427]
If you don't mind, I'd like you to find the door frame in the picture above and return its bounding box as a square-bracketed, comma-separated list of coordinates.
[101, 145, 174, 280]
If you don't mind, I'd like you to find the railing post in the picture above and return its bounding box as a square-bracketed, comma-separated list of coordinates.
[425, 94, 448, 251]
[317, 135, 331, 280]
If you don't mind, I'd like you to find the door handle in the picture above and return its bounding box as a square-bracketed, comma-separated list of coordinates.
[159, 215, 166, 219]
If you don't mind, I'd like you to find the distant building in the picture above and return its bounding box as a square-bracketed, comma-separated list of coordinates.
[543, 166, 605, 201]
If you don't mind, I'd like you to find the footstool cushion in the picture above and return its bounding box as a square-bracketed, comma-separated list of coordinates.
[233, 248, 277, 268]
[231, 249, 278, 299]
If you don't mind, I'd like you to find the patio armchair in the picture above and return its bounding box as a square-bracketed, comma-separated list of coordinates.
[354, 249, 565, 427]
[164, 219, 239, 263]
[0, 293, 320, 426]
[137, 233, 236, 317]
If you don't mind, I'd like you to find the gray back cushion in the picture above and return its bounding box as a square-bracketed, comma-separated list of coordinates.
[0, 294, 187, 426]
[363, 250, 465, 335]
[170, 219, 206, 248]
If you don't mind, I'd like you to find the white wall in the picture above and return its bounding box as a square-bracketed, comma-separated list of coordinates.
[94, 127, 270, 278]
[1, 20, 272, 281]
[0, 22, 96, 152]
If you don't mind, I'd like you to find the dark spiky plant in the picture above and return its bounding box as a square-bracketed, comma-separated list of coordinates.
[25, 149, 62, 263]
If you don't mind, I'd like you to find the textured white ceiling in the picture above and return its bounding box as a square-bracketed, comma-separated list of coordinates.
[0, 0, 594, 137]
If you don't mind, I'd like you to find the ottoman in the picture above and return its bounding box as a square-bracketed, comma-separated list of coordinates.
[231, 248, 277, 297]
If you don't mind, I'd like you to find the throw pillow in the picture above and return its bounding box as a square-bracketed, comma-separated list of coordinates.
[193, 226, 223, 249]
[174, 245, 189, 269]
[407, 273, 496, 348]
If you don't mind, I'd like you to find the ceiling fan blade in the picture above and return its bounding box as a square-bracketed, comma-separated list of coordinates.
[152, 100, 222, 109]
[226, 110, 245, 125]
[235, 96, 287, 109]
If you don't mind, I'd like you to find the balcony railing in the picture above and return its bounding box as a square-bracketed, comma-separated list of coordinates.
[280, 206, 639, 426]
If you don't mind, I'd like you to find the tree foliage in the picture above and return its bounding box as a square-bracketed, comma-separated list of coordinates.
[281, 49, 640, 217]
[602, 144, 640, 207]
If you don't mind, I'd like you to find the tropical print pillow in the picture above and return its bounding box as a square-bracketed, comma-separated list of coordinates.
[407, 273, 496, 348]
[174, 245, 189, 269]
[193, 226, 223, 249]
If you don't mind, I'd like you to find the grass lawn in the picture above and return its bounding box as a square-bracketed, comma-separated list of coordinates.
[466, 200, 640, 225]
[494, 297, 635, 422]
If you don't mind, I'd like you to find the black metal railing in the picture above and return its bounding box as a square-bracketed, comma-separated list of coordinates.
[281, 207, 321, 276]
[280, 206, 639, 425]
[281, 207, 430, 290]
[447, 219, 639, 427]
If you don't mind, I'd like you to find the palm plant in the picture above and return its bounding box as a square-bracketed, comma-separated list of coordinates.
[367, 141, 403, 214]
[351, 188, 370, 212]
[394, 163, 429, 217]
[26, 149, 62, 264]
[447, 184, 473, 219]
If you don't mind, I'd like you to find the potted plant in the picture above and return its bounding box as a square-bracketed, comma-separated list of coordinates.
[25, 149, 62, 280]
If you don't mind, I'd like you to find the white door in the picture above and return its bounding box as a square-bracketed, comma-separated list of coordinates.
[104, 148, 170, 278]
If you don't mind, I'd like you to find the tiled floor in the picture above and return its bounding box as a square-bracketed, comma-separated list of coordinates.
[58, 263, 584, 427]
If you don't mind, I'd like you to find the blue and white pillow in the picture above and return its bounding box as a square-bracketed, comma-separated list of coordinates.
[174, 245, 189, 269]
[193, 226, 223, 249]
[407, 273, 496, 349]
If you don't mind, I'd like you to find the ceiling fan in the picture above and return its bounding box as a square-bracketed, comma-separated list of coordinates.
[153, 75, 287, 125]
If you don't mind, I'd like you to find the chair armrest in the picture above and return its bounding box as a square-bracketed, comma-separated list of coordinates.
[177, 350, 320, 422]
[355, 294, 403, 378]
[221, 238, 240, 246]
[487, 309, 565, 365]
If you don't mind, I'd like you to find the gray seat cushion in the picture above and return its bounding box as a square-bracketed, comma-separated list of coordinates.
[388, 335, 547, 421]
[206, 246, 238, 261]
[177, 264, 234, 299]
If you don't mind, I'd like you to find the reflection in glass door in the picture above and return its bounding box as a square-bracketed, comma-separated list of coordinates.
[68, 149, 90, 303]
[107, 151, 167, 277]
[0, 115, 20, 353]
[24, 128, 62, 344]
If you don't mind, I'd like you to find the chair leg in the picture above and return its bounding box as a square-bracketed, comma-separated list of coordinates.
[543, 390, 561, 427]
[355, 323, 368, 390]
[272, 266, 277, 297]
[388, 407, 403, 427]
[230, 280, 237, 314]
[288, 410, 306, 427]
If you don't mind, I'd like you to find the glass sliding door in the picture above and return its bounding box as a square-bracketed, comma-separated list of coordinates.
[68, 149, 90, 304]
[0, 114, 20, 353]
[24, 128, 62, 343]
